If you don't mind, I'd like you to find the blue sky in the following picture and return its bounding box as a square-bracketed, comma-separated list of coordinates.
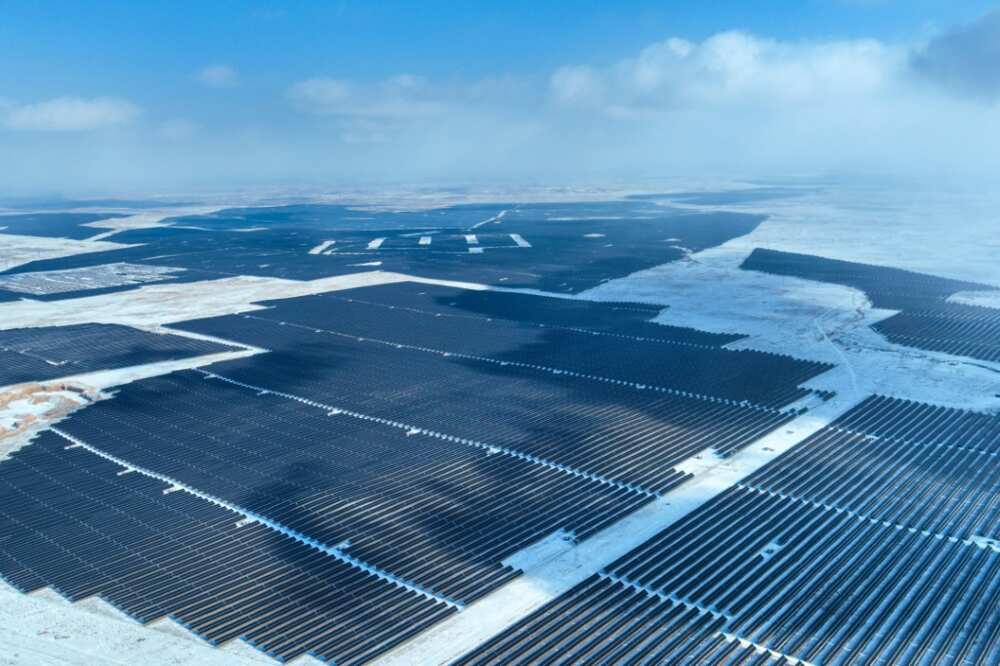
[1, 2, 999, 194]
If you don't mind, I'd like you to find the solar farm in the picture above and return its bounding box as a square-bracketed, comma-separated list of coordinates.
[1, 192, 1000, 665]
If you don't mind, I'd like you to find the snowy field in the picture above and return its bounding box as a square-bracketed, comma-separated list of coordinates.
[586, 185, 1000, 412]
[0, 183, 997, 665]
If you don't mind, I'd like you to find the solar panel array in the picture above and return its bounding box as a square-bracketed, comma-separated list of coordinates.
[0, 323, 235, 388]
[3, 202, 765, 292]
[0, 430, 454, 665]
[0, 212, 126, 240]
[456, 574, 779, 666]
[746, 395, 1000, 539]
[0, 262, 186, 299]
[0, 281, 822, 661]
[169, 314, 802, 483]
[740, 248, 994, 311]
[871, 303, 1000, 363]
[176, 286, 831, 410]
[742, 247, 1000, 364]
[55, 370, 652, 602]
[460, 396, 1000, 665]
[266, 280, 742, 346]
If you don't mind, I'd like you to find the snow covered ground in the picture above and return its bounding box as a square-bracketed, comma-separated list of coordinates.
[585, 185, 1000, 412]
[0, 581, 275, 666]
[0, 234, 130, 274]
[0, 271, 408, 330]
[80, 206, 229, 241]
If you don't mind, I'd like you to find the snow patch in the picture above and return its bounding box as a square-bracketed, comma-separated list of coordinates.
[509, 233, 531, 248]
[501, 530, 575, 571]
[950, 290, 1000, 310]
[584, 242, 1000, 411]
[308, 240, 336, 255]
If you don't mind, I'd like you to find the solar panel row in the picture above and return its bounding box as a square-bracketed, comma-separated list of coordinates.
[54, 371, 655, 602]
[459, 396, 1000, 665]
[293, 281, 737, 347]
[742, 248, 1000, 364]
[742, 431, 1000, 541]
[176, 291, 830, 410]
[831, 394, 1000, 452]
[4, 203, 765, 293]
[741, 248, 994, 311]
[0, 323, 235, 388]
[0, 213, 126, 240]
[169, 320, 791, 491]
[873, 304, 1000, 363]
[454, 575, 764, 665]
[738, 395, 1000, 543]
[463, 485, 1000, 665]
[0, 431, 454, 665]
[244, 289, 828, 409]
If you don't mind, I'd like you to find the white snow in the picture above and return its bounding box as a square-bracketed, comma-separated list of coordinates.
[663, 186, 1000, 287]
[0, 271, 408, 330]
[951, 290, 1000, 309]
[308, 240, 336, 255]
[0, 233, 131, 273]
[583, 218, 1000, 412]
[81, 205, 233, 241]
[469, 209, 507, 230]
[0, 263, 183, 296]
[0, 581, 273, 666]
[500, 530, 575, 571]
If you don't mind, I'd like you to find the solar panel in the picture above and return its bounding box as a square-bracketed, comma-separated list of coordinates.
[0, 431, 454, 663]
[0, 323, 236, 388]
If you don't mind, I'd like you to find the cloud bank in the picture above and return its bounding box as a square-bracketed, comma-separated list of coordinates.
[911, 10, 1000, 101]
[273, 19, 999, 184]
[3, 12, 1000, 193]
[2, 97, 139, 131]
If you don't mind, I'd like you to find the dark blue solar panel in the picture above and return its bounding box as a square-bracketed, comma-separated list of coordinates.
[55, 370, 655, 602]
[0, 323, 234, 387]
[0, 212, 126, 239]
[0, 431, 454, 664]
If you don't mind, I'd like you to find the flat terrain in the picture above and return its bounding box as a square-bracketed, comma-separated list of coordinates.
[1, 184, 999, 665]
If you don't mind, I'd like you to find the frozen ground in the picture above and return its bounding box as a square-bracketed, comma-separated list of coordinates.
[0, 263, 184, 296]
[0, 581, 275, 666]
[585, 185, 1000, 412]
[656, 185, 1000, 286]
[1, 184, 999, 665]
[0, 271, 408, 330]
[80, 205, 229, 241]
[0, 234, 130, 274]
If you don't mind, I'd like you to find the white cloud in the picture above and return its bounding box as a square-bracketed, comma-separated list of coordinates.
[550, 31, 900, 114]
[2, 96, 140, 131]
[287, 75, 447, 119]
[198, 64, 239, 88]
[5, 21, 1000, 193]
